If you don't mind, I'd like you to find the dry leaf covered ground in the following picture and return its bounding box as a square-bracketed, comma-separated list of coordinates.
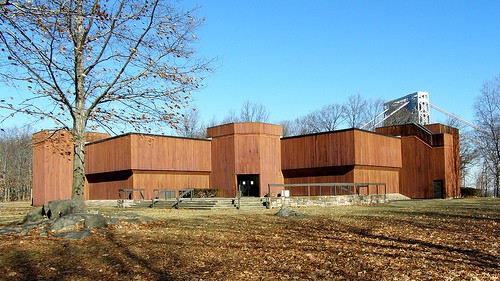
[0, 198, 499, 280]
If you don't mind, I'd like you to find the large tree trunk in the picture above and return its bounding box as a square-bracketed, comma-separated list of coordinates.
[71, 118, 86, 201]
[71, 0, 87, 201]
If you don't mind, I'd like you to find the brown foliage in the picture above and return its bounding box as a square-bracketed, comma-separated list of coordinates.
[0, 199, 499, 280]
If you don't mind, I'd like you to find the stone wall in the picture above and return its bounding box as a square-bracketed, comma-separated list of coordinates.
[268, 193, 404, 208]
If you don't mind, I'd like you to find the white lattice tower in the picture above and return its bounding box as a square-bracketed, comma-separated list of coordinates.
[383, 91, 430, 125]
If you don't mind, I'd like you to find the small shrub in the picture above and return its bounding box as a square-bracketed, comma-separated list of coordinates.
[180, 188, 220, 198]
[461, 187, 482, 197]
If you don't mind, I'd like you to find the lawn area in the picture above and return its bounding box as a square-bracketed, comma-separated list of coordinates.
[0, 198, 499, 280]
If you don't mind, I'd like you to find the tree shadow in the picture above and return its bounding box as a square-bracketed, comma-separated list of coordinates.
[104, 231, 175, 280]
[3, 250, 41, 281]
[341, 222, 500, 270]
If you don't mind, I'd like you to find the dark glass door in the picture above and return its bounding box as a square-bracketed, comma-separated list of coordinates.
[433, 180, 443, 198]
[237, 175, 260, 197]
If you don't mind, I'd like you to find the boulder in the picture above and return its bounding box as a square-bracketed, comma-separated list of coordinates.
[54, 229, 92, 240]
[275, 206, 309, 219]
[22, 206, 44, 223]
[0, 227, 22, 235]
[45, 200, 87, 220]
[83, 214, 108, 229]
[50, 213, 107, 232]
[50, 214, 86, 232]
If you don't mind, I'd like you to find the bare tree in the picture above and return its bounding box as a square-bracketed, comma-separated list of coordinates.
[221, 109, 239, 124]
[303, 103, 344, 133]
[175, 109, 206, 138]
[279, 118, 309, 137]
[0, 0, 211, 199]
[445, 117, 479, 187]
[0, 126, 33, 202]
[239, 100, 270, 122]
[342, 94, 368, 128]
[220, 101, 270, 124]
[473, 75, 500, 197]
[363, 98, 385, 131]
[475, 162, 495, 197]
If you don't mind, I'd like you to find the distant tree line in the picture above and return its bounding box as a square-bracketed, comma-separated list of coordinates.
[0, 126, 32, 201]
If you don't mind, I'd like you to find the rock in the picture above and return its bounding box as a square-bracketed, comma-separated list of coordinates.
[1, 204, 152, 240]
[20, 221, 48, 236]
[275, 206, 309, 219]
[0, 227, 22, 235]
[45, 200, 87, 220]
[23, 206, 44, 223]
[83, 214, 107, 229]
[50, 214, 86, 232]
[50, 213, 107, 232]
[54, 229, 91, 240]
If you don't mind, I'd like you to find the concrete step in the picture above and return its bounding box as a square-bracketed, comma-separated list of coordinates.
[127, 197, 268, 210]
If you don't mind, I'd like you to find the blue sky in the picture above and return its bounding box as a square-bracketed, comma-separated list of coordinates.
[188, 0, 500, 127]
[1, 0, 499, 132]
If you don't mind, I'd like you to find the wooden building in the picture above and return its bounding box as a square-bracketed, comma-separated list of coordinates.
[281, 129, 402, 195]
[376, 123, 460, 198]
[85, 133, 212, 201]
[207, 123, 283, 197]
[32, 122, 460, 205]
[32, 130, 109, 206]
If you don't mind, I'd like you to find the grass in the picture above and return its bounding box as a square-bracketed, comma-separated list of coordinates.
[0, 198, 499, 280]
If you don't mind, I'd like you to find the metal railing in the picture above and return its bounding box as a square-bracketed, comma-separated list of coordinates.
[118, 188, 145, 200]
[150, 188, 194, 208]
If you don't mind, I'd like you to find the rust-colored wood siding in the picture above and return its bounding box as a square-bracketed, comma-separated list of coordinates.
[281, 130, 356, 170]
[282, 167, 398, 196]
[208, 135, 235, 197]
[378, 124, 461, 199]
[259, 134, 284, 197]
[132, 171, 210, 199]
[282, 129, 401, 170]
[32, 132, 47, 206]
[207, 123, 283, 197]
[32, 130, 109, 205]
[284, 171, 355, 184]
[353, 167, 400, 194]
[431, 134, 461, 198]
[353, 130, 402, 167]
[87, 177, 133, 200]
[86, 134, 211, 174]
[85, 135, 132, 174]
[400, 136, 434, 198]
[283, 171, 355, 196]
[129, 134, 211, 172]
[86, 134, 212, 200]
[32, 130, 73, 205]
[281, 129, 402, 194]
[426, 124, 461, 197]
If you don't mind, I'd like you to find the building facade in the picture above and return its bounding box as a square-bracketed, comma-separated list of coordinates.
[32, 122, 461, 206]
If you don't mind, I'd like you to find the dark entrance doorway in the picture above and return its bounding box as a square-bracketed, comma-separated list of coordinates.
[237, 174, 260, 197]
[433, 180, 443, 198]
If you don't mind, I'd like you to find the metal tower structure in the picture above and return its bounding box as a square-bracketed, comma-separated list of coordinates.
[362, 91, 481, 133]
[383, 91, 430, 126]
